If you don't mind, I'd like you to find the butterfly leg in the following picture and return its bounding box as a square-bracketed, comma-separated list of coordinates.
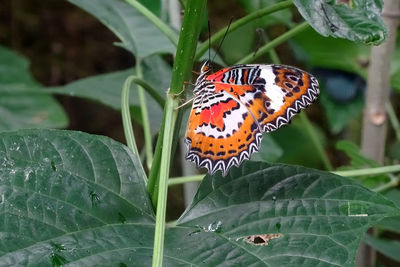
[175, 97, 194, 110]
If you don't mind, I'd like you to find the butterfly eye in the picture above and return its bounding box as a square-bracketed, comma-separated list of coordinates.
[201, 65, 209, 73]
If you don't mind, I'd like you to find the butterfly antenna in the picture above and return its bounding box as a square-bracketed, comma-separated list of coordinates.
[208, 20, 211, 63]
[253, 28, 265, 57]
[211, 17, 234, 63]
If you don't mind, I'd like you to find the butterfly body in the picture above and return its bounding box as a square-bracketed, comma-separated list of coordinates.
[185, 63, 319, 175]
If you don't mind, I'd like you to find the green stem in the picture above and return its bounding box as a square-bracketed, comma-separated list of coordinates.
[151, 1, 206, 266]
[373, 174, 399, 192]
[169, 165, 400, 187]
[237, 22, 310, 64]
[136, 59, 154, 170]
[333, 164, 400, 177]
[121, 76, 140, 157]
[195, 0, 294, 60]
[131, 77, 165, 108]
[124, 0, 179, 46]
[299, 112, 333, 171]
[169, 175, 205, 186]
[386, 103, 400, 141]
[147, 1, 206, 208]
[262, 32, 281, 64]
[152, 96, 178, 267]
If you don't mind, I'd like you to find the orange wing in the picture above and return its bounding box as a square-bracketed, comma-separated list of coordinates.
[185, 91, 262, 176]
[185, 64, 319, 175]
[206, 64, 319, 132]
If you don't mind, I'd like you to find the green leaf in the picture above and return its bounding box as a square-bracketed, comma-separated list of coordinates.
[377, 189, 400, 233]
[137, 0, 161, 17]
[0, 46, 68, 132]
[68, 0, 175, 57]
[320, 85, 364, 134]
[364, 235, 400, 262]
[269, 119, 325, 168]
[174, 161, 399, 266]
[391, 33, 400, 92]
[0, 129, 155, 265]
[1, 132, 398, 265]
[51, 56, 170, 133]
[335, 140, 390, 189]
[293, 0, 387, 45]
[251, 135, 283, 162]
[292, 27, 370, 77]
[336, 140, 379, 168]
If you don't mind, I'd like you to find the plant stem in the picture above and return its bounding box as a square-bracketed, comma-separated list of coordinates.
[195, 0, 294, 60]
[151, 1, 206, 266]
[121, 76, 140, 157]
[237, 22, 309, 64]
[152, 96, 178, 267]
[147, 1, 206, 208]
[333, 164, 400, 177]
[131, 77, 165, 108]
[386, 103, 400, 141]
[169, 175, 205, 186]
[136, 59, 154, 170]
[299, 113, 333, 171]
[124, 0, 179, 46]
[169, 165, 400, 187]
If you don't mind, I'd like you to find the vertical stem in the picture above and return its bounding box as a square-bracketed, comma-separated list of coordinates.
[137, 58, 154, 169]
[152, 96, 178, 267]
[357, 1, 400, 267]
[151, 1, 206, 266]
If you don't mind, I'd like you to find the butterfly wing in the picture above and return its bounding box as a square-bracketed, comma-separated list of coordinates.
[206, 64, 319, 133]
[185, 90, 262, 175]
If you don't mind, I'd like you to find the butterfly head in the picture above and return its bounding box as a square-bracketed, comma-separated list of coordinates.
[200, 60, 212, 74]
[194, 61, 213, 91]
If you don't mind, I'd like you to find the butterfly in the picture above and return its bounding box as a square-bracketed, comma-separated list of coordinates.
[184, 61, 319, 176]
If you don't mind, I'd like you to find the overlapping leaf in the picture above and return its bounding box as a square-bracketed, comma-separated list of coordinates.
[0, 46, 68, 131]
[68, 0, 175, 57]
[50, 56, 170, 133]
[0, 129, 154, 266]
[293, 0, 387, 45]
[175, 161, 399, 266]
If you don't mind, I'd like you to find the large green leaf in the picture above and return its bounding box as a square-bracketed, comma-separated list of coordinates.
[68, 0, 175, 57]
[293, 0, 387, 45]
[0, 46, 68, 131]
[1, 130, 398, 266]
[51, 56, 170, 133]
[175, 161, 399, 266]
[0, 129, 154, 266]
